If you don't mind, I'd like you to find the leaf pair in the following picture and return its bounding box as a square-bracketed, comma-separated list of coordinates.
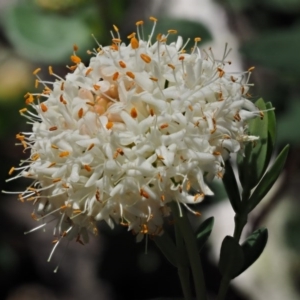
[218, 228, 268, 279]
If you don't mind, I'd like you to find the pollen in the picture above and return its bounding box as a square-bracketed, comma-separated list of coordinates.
[140, 53, 151, 63]
[113, 24, 119, 32]
[194, 37, 201, 42]
[48, 66, 53, 75]
[85, 68, 93, 76]
[25, 93, 34, 104]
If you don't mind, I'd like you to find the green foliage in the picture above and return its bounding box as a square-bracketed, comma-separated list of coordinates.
[223, 160, 241, 213]
[1, 2, 95, 63]
[241, 25, 300, 78]
[218, 236, 244, 279]
[247, 144, 289, 212]
[238, 98, 270, 193]
[195, 217, 214, 252]
[153, 232, 178, 267]
[233, 228, 268, 278]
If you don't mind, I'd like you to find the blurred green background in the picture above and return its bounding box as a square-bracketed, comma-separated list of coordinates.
[0, 0, 299, 299]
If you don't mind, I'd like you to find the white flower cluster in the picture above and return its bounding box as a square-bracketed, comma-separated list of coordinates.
[7, 17, 260, 246]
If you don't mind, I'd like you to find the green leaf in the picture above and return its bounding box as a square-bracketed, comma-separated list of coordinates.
[153, 231, 178, 267]
[240, 25, 300, 78]
[265, 102, 276, 168]
[2, 3, 93, 63]
[195, 217, 214, 252]
[247, 144, 289, 212]
[233, 228, 268, 278]
[223, 160, 241, 213]
[238, 98, 269, 193]
[218, 236, 244, 279]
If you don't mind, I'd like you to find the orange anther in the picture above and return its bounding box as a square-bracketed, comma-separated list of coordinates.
[106, 121, 113, 129]
[140, 53, 151, 63]
[78, 108, 83, 118]
[126, 71, 135, 79]
[87, 143, 94, 151]
[33, 68, 41, 75]
[40, 103, 48, 112]
[149, 16, 158, 22]
[49, 126, 58, 131]
[70, 55, 81, 64]
[85, 68, 93, 76]
[84, 165, 91, 172]
[112, 72, 119, 81]
[131, 37, 139, 49]
[59, 151, 69, 157]
[93, 84, 100, 91]
[48, 66, 53, 75]
[160, 123, 168, 129]
[8, 167, 15, 175]
[119, 61, 126, 68]
[140, 188, 149, 199]
[130, 107, 138, 118]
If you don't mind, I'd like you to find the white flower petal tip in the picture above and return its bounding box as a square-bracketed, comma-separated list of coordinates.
[7, 17, 261, 253]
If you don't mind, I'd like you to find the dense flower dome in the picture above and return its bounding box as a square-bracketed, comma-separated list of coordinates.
[7, 17, 260, 247]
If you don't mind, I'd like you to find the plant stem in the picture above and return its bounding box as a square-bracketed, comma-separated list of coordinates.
[216, 212, 247, 300]
[171, 202, 207, 300]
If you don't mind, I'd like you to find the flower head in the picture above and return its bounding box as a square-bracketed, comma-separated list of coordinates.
[6, 18, 260, 248]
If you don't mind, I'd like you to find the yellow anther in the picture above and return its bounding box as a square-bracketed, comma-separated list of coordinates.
[149, 77, 158, 82]
[213, 151, 221, 156]
[16, 133, 24, 141]
[33, 68, 41, 75]
[106, 121, 113, 129]
[149, 16, 158, 22]
[59, 94, 67, 104]
[168, 29, 177, 34]
[40, 103, 48, 112]
[127, 32, 136, 39]
[136, 20, 144, 26]
[85, 68, 93, 76]
[48, 66, 53, 75]
[113, 24, 119, 32]
[25, 94, 34, 104]
[31, 153, 40, 161]
[119, 61, 126, 68]
[60, 82, 64, 90]
[19, 108, 27, 114]
[179, 56, 185, 61]
[8, 167, 15, 175]
[73, 44, 79, 51]
[87, 143, 94, 151]
[73, 209, 82, 214]
[126, 71, 135, 79]
[112, 38, 121, 44]
[156, 33, 162, 41]
[194, 37, 201, 42]
[140, 53, 151, 63]
[47, 162, 56, 168]
[59, 151, 69, 157]
[167, 64, 175, 70]
[93, 84, 100, 91]
[70, 55, 81, 64]
[248, 66, 255, 72]
[52, 178, 61, 183]
[51, 144, 58, 149]
[35, 79, 39, 88]
[31, 213, 38, 220]
[130, 37, 139, 49]
[130, 107, 138, 118]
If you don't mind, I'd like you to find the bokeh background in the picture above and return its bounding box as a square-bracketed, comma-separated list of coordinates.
[0, 0, 299, 299]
